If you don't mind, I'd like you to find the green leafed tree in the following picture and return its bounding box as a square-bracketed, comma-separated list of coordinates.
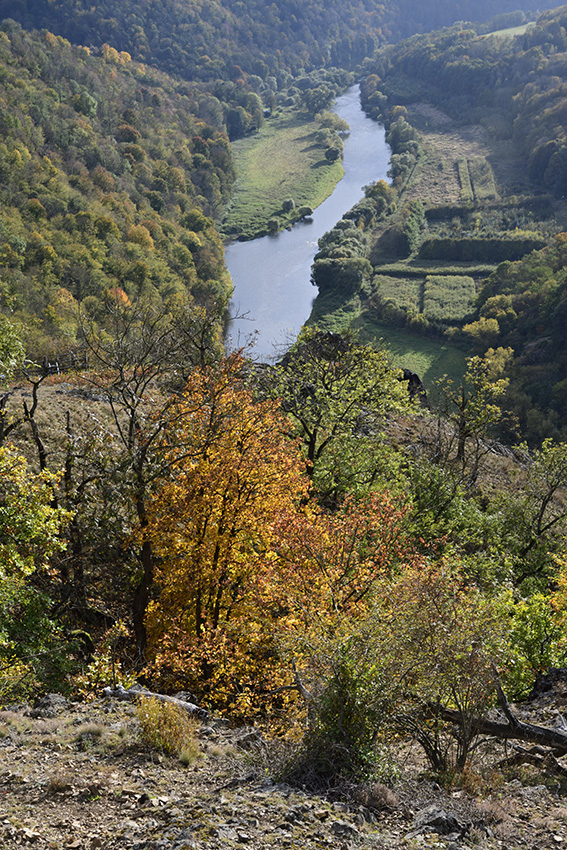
[427, 353, 509, 490]
[0, 314, 24, 386]
[268, 329, 410, 502]
[0, 446, 71, 702]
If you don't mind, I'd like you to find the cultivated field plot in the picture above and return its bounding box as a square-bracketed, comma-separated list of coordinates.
[466, 157, 498, 201]
[404, 104, 526, 205]
[375, 261, 496, 278]
[457, 159, 473, 201]
[375, 275, 421, 312]
[374, 272, 477, 324]
[422, 274, 476, 322]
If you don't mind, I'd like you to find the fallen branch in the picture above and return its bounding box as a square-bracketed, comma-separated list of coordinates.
[433, 703, 567, 754]
[498, 745, 567, 779]
[102, 683, 208, 719]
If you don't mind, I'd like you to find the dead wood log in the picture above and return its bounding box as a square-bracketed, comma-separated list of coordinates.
[428, 669, 567, 757]
[497, 745, 567, 778]
[102, 683, 208, 719]
[434, 704, 567, 753]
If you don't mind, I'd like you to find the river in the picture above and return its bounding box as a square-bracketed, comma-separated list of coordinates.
[225, 85, 391, 361]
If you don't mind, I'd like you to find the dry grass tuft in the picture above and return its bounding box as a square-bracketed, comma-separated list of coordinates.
[136, 696, 200, 764]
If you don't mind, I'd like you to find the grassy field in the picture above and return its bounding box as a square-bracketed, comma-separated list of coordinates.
[468, 157, 498, 201]
[376, 275, 422, 312]
[374, 261, 497, 277]
[355, 317, 467, 389]
[457, 159, 473, 202]
[483, 23, 533, 39]
[221, 112, 344, 240]
[306, 290, 466, 389]
[422, 275, 476, 322]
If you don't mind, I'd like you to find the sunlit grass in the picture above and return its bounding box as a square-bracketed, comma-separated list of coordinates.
[221, 111, 343, 240]
[355, 316, 467, 389]
[481, 23, 533, 39]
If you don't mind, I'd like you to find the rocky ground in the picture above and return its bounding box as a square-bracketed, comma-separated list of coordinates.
[1, 689, 567, 850]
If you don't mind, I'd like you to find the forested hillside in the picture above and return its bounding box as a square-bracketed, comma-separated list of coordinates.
[0, 0, 556, 80]
[0, 23, 232, 355]
[362, 5, 567, 196]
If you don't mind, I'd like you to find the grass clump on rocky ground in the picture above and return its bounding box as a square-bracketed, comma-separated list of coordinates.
[136, 696, 200, 765]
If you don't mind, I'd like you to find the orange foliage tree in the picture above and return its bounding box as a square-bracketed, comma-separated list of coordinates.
[144, 355, 308, 712]
[266, 493, 410, 632]
[145, 366, 418, 717]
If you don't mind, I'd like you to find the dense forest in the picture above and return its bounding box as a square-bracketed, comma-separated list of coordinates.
[4, 0, 567, 794]
[0, 23, 234, 356]
[0, 0, 554, 80]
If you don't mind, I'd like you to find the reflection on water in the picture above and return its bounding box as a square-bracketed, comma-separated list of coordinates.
[225, 85, 391, 361]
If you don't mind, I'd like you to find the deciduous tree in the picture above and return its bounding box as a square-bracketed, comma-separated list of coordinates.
[0, 446, 71, 700]
[268, 329, 410, 503]
[144, 355, 308, 711]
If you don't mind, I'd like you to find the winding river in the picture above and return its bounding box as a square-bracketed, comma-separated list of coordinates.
[225, 85, 391, 361]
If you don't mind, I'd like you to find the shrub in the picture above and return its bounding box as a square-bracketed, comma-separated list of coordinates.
[0, 658, 38, 706]
[311, 257, 373, 294]
[280, 630, 399, 789]
[504, 592, 567, 697]
[400, 200, 425, 255]
[136, 696, 200, 762]
[418, 236, 546, 263]
[284, 559, 510, 784]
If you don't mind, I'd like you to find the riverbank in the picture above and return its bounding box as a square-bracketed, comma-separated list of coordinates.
[221, 110, 344, 241]
[226, 87, 393, 359]
[224, 88, 469, 386]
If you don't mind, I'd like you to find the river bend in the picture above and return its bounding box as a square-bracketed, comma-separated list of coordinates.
[225, 85, 391, 360]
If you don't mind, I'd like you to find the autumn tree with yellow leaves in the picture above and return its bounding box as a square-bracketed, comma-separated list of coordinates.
[144, 355, 308, 712]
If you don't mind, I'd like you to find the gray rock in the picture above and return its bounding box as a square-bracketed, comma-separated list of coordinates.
[216, 826, 239, 840]
[331, 819, 360, 838]
[29, 693, 70, 718]
[410, 805, 469, 837]
[170, 828, 197, 849]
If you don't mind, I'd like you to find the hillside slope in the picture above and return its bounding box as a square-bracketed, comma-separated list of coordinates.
[0, 0, 558, 81]
[0, 23, 233, 355]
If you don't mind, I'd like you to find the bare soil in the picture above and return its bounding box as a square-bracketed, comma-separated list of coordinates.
[2, 691, 567, 849]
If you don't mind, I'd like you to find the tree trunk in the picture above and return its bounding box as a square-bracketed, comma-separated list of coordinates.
[132, 535, 153, 662]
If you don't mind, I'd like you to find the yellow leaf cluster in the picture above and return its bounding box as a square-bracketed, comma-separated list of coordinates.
[144, 356, 307, 713]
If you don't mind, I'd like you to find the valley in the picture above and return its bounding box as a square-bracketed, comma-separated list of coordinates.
[2, 3, 567, 837]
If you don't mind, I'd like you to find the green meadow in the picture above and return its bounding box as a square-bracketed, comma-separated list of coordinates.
[355, 317, 467, 389]
[307, 291, 467, 390]
[221, 112, 344, 240]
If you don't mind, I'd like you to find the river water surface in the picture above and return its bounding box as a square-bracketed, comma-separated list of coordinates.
[225, 85, 391, 360]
